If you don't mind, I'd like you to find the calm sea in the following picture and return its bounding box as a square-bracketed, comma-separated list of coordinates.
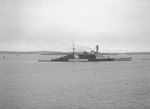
[0, 54, 150, 109]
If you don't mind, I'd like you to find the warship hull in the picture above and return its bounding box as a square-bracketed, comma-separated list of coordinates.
[89, 58, 114, 61]
[68, 58, 114, 62]
[38, 58, 114, 62]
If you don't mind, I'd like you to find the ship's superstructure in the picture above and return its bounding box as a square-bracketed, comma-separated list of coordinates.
[50, 44, 114, 62]
[77, 45, 114, 61]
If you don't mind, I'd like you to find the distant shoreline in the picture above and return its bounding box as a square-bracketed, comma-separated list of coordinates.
[0, 51, 150, 55]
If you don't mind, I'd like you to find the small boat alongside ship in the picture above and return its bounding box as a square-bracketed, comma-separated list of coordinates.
[141, 58, 150, 60]
[114, 57, 132, 61]
[38, 44, 132, 62]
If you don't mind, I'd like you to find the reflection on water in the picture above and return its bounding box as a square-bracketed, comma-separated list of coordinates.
[0, 54, 150, 109]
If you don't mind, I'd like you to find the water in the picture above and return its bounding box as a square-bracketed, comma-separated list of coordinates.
[0, 54, 150, 109]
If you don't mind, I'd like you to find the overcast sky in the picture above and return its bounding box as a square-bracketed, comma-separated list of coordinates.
[0, 0, 150, 52]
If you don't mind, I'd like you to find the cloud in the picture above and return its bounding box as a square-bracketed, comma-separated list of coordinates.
[0, 0, 150, 52]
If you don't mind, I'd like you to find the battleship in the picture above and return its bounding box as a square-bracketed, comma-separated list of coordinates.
[38, 44, 115, 62]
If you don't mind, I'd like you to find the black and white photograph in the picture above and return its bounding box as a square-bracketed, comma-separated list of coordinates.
[0, 0, 150, 109]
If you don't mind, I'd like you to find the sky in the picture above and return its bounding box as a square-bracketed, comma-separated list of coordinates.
[0, 0, 150, 52]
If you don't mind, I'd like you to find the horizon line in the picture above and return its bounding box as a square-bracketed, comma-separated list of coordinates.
[0, 50, 150, 53]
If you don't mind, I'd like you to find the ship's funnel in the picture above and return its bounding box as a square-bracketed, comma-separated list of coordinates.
[96, 45, 99, 51]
